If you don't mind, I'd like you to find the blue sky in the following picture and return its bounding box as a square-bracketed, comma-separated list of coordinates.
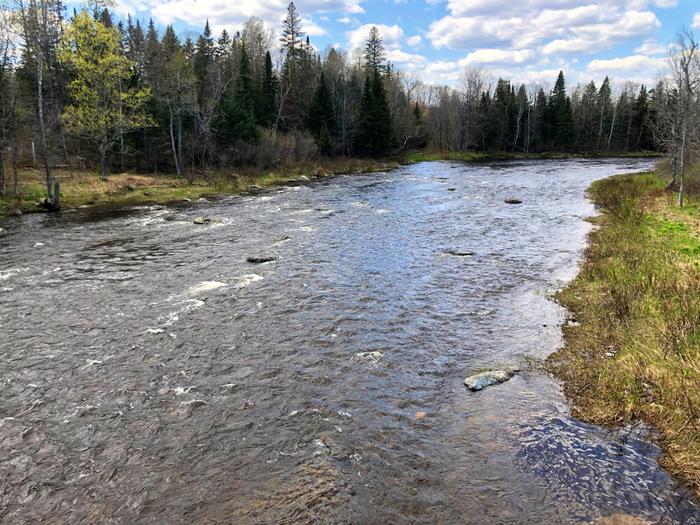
[111, 0, 700, 88]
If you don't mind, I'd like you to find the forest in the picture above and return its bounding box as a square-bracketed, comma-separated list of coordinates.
[0, 1, 697, 205]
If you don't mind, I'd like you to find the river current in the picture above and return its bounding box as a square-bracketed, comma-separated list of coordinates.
[0, 159, 698, 524]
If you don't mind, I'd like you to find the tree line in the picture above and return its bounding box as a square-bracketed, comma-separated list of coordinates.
[0, 0, 693, 202]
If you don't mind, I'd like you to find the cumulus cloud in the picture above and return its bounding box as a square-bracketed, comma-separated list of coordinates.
[635, 40, 667, 56]
[693, 13, 700, 29]
[461, 48, 535, 66]
[429, 4, 659, 52]
[586, 54, 666, 84]
[139, 0, 363, 35]
[407, 35, 422, 47]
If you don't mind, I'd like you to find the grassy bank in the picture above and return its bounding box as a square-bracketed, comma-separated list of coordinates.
[0, 158, 396, 218]
[548, 170, 700, 495]
[404, 150, 661, 164]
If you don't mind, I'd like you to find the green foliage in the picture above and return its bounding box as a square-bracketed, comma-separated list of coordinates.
[59, 10, 151, 177]
[219, 45, 258, 143]
[355, 70, 392, 156]
[307, 71, 335, 153]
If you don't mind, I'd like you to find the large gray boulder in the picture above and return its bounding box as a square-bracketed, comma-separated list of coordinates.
[464, 369, 518, 391]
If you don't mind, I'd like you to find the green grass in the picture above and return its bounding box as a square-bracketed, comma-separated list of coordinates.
[549, 171, 700, 495]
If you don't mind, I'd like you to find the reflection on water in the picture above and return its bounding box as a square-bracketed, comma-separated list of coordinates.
[0, 159, 697, 524]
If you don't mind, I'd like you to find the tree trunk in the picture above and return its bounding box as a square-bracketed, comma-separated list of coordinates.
[168, 106, 182, 177]
[679, 127, 686, 208]
[0, 147, 5, 197]
[666, 151, 678, 191]
[36, 57, 53, 195]
[99, 143, 109, 180]
[12, 141, 18, 200]
[607, 105, 616, 151]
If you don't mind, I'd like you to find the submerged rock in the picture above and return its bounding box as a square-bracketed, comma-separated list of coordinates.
[594, 514, 651, 525]
[464, 369, 518, 391]
[505, 198, 523, 204]
[444, 249, 474, 257]
[246, 256, 277, 264]
[193, 216, 222, 225]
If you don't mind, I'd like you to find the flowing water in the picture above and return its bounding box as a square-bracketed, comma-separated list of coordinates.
[0, 159, 698, 524]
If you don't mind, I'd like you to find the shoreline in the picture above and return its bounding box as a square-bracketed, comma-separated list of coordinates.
[1, 152, 661, 220]
[547, 169, 700, 497]
[0, 158, 397, 219]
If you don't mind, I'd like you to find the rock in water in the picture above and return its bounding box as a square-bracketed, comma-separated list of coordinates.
[193, 216, 222, 225]
[246, 256, 277, 264]
[464, 369, 518, 391]
[505, 198, 523, 204]
[444, 249, 474, 257]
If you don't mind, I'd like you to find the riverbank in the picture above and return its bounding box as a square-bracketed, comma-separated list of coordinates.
[548, 168, 700, 496]
[404, 150, 661, 163]
[0, 158, 396, 218]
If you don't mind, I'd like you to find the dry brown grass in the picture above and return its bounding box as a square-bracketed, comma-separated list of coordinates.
[0, 158, 397, 217]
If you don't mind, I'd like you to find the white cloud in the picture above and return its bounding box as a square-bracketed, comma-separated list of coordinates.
[635, 40, 667, 56]
[586, 54, 666, 84]
[461, 48, 534, 66]
[693, 13, 700, 29]
[143, 0, 363, 36]
[346, 23, 406, 51]
[407, 35, 422, 47]
[587, 54, 665, 72]
[429, 5, 659, 52]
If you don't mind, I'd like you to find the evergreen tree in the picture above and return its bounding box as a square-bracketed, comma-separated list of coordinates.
[355, 69, 392, 156]
[413, 101, 422, 128]
[220, 45, 257, 142]
[548, 71, 574, 150]
[596, 76, 612, 151]
[194, 20, 214, 89]
[258, 51, 278, 127]
[633, 85, 653, 150]
[307, 70, 335, 154]
[280, 2, 304, 61]
[363, 26, 385, 73]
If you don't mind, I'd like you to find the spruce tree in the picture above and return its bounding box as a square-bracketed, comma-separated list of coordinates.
[307, 71, 335, 154]
[364, 27, 385, 73]
[548, 71, 574, 150]
[413, 101, 422, 128]
[220, 45, 257, 142]
[259, 51, 277, 127]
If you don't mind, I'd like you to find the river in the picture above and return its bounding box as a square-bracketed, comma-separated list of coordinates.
[0, 158, 698, 524]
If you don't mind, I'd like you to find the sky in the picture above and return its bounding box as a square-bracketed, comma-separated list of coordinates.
[111, 0, 700, 89]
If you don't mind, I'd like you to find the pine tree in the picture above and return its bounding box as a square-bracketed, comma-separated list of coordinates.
[364, 26, 385, 73]
[280, 2, 303, 65]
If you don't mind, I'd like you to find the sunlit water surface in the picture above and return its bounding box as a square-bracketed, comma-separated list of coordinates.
[0, 159, 697, 524]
